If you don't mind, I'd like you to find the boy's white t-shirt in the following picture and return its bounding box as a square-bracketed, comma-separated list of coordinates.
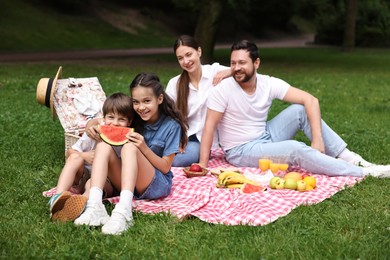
[71, 132, 97, 171]
[166, 63, 228, 145]
[207, 74, 290, 151]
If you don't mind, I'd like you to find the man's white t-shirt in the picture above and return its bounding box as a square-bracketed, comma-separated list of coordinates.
[207, 74, 290, 151]
[166, 63, 228, 144]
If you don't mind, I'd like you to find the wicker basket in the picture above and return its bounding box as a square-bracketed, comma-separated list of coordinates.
[183, 166, 208, 178]
[65, 129, 84, 152]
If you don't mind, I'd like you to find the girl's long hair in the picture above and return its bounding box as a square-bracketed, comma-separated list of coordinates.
[173, 35, 201, 126]
[130, 72, 188, 149]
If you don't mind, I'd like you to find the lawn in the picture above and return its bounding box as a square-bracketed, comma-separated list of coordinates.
[1, 47, 390, 259]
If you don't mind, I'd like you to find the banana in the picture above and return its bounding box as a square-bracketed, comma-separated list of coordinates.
[217, 171, 243, 186]
[218, 171, 242, 181]
[223, 176, 260, 187]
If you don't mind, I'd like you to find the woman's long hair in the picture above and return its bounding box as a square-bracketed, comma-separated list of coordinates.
[130, 72, 188, 149]
[173, 35, 201, 126]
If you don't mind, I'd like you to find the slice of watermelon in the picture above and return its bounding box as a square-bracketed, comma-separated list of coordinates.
[98, 125, 134, 146]
[240, 183, 267, 194]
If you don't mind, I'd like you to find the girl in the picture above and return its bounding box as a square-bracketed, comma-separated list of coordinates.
[166, 35, 231, 167]
[75, 72, 187, 235]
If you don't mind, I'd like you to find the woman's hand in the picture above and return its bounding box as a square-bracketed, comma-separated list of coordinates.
[85, 118, 101, 142]
[212, 69, 231, 86]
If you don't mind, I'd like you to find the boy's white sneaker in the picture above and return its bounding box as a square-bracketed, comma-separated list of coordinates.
[102, 206, 133, 235]
[74, 202, 109, 226]
[363, 164, 390, 178]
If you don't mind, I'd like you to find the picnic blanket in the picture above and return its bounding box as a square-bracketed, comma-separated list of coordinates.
[43, 148, 362, 226]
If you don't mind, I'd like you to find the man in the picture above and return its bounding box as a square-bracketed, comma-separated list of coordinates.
[199, 40, 390, 177]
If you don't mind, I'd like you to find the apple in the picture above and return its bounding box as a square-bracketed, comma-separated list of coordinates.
[284, 178, 297, 190]
[269, 177, 281, 189]
[189, 164, 203, 172]
[275, 179, 285, 190]
[296, 180, 307, 192]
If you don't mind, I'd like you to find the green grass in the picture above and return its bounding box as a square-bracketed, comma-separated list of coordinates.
[0, 0, 175, 52]
[1, 47, 390, 259]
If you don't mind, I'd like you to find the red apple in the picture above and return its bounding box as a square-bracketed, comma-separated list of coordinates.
[189, 164, 203, 172]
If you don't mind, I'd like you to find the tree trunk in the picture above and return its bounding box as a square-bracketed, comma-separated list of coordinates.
[194, 0, 224, 63]
[342, 0, 358, 52]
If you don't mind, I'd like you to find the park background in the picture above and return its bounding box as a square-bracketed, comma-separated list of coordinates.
[1, 0, 390, 259]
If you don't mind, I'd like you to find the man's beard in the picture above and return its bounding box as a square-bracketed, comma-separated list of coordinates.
[233, 67, 255, 83]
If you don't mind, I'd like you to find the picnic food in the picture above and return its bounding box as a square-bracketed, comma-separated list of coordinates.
[284, 178, 298, 190]
[296, 180, 307, 192]
[269, 177, 281, 189]
[269, 173, 316, 192]
[183, 165, 208, 178]
[284, 172, 303, 182]
[240, 183, 266, 194]
[98, 125, 134, 146]
[303, 176, 317, 188]
[189, 164, 203, 172]
[216, 171, 260, 189]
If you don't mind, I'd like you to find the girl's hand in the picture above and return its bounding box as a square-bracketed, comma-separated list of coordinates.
[127, 132, 147, 151]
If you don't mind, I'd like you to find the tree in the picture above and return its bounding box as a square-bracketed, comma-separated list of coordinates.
[194, 0, 224, 63]
[342, 0, 358, 51]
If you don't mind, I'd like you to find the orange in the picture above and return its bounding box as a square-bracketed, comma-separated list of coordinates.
[305, 184, 314, 191]
[303, 176, 316, 188]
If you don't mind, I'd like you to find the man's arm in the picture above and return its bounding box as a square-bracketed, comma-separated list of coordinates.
[199, 108, 224, 167]
[282, 86, 325, 153]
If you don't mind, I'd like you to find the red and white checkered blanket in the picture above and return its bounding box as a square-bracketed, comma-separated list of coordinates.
[43, 148, 362, 226]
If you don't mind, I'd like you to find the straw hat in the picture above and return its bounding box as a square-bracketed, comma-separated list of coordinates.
[36, 66, 62, 119]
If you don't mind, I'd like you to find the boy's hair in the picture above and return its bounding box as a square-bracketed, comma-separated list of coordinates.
[231, 40, 259, 62]
[129, 72, 188, 149]
[102, 92, 134, 121]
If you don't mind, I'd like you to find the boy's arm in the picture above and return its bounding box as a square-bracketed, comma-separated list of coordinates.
[65, 148, 95, 165]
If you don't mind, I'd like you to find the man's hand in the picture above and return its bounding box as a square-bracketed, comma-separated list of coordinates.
[311, 138, 325, 153]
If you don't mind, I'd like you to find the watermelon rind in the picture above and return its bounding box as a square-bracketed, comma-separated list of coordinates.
[98, 125, 134, 146]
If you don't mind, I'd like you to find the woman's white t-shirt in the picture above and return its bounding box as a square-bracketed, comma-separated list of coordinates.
[166, 63, 228, 144]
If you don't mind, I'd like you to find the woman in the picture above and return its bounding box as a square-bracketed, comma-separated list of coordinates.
[166, 35, 231, 167]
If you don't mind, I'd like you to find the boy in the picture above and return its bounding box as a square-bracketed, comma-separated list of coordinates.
[49, 92, 134, 222]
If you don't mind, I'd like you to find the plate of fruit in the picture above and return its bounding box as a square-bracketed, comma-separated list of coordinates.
[183, 164, 209, 178]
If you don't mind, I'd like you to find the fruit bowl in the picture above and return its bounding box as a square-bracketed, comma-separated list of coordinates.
[183, 166, 208, 178]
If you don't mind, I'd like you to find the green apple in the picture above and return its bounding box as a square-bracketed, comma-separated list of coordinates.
[284, 178, 297, 190]
[275, 179, 285, 190]
[296, 180, 307, 192]
[269, 177, 281, 189]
